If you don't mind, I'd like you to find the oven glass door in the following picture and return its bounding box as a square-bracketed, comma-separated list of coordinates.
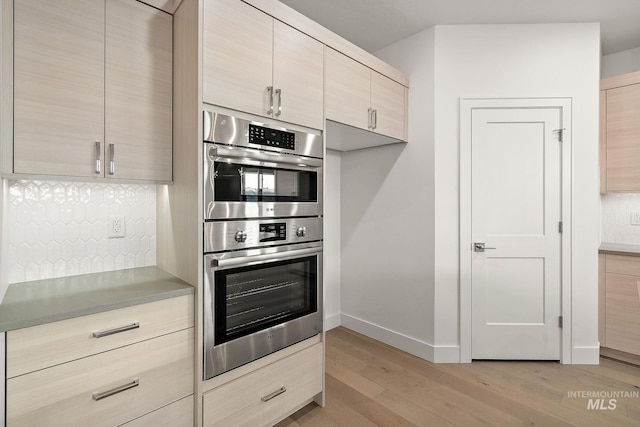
[214, 162, 318, 203]
[214, 255, 318, 346]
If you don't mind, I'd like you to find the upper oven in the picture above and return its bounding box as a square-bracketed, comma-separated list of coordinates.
[203, 110, 323, 219]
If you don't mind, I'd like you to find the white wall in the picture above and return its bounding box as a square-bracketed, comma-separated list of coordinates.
[340, 27, 437, 359]
[324, 149, 342, 329]
[601, 194, 640, 244]
[344, 23, 600, 363]
[602, 46, 640, 78]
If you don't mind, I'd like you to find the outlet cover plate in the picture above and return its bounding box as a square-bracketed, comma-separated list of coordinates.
[108, 217, 125, 238]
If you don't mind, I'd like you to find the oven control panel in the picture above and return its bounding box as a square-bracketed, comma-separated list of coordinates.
[259, 222, 286, 242]
[205, 218, 322, 253]
[249, 124, 295, 150]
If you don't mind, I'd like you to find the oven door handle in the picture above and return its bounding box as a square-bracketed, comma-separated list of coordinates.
[212, 246, 321, 268]
[208, 145, 322, 168]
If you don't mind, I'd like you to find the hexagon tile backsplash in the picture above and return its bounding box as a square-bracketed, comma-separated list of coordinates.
[5, 180, 156, 283]
[601, 193, 640, 244]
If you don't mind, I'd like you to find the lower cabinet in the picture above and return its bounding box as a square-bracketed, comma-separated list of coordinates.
[121, 396, 194, 427]
[203, 341, 323, 427]
[5, 295, 195, 426]
[600, 253, 640, 358]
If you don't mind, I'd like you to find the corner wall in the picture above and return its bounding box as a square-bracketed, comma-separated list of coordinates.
[324, 149, 342, 329]
[340, 27, 437, 358]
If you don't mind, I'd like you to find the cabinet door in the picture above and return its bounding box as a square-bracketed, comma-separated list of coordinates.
[605, 273, 640, 355]
[13, 0, 104, 177]
[121, 395, 193, 427]
[105, 0, 172, 181]
[371, 71, 406, 140]
[203, 0, 273, 117]
[272, 21, 324, 130]
[605, 83, 640, 191]
[325, 48, 370, 131]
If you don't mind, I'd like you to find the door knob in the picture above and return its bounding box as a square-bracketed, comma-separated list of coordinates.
[474, 242, 496, 252]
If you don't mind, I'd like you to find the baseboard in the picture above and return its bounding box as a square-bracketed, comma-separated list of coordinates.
[340, 313, 462, 363]
[600, 346, 640, 366]
[572, 345, 600, 364]
[324, 312, 341, 331]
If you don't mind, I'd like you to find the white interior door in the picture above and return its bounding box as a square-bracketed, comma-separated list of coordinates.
[471, 106, 563, 360]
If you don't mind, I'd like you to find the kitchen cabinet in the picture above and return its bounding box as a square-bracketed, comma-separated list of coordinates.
[11, 0, 172, 181]
[325, 47, 407, 141]
[599, 253, 640, 359]
[202, 338, 323, 427]
[5, 295, 194, 426]
[599, 70, 640, 193]
[202, 0, 324, 130]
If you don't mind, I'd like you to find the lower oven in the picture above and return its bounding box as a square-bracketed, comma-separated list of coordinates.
[203, 218, 323, 379]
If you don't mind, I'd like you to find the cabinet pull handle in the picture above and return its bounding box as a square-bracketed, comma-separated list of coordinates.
[95, 141, 102, 174]
[372, 109, 378, 130]
[109, 143, 115, 175]
[267, 86, 274, 115]
[367, 108, 373, 129]
[92, 378, 139, 401]
[92, 322, 140, 338]
[275, 88, 282, 117]
[261, 386, 286, 402]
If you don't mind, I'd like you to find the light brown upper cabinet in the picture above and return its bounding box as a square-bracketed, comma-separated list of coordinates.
[12, 0, 172, 181]
[325, 48, 407, 141]
[600, 71, 640, 193]
[203, 0, 324, 130]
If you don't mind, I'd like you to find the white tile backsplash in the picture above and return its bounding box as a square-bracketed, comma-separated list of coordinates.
[601, 193, 640, 244]
[5, 180, 156, 283]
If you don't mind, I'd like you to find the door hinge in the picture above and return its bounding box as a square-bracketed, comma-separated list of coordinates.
[558, 221, 563, 233]
[554, 128, 564, 142]
[558, 315, 563, 328]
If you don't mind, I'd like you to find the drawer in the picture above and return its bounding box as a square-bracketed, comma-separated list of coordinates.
[606, 254, 640, 276]
[7, 328, 194, 427]
[203, 342, 322, 427]
[120, 395, 194, 427]
[7, 294, 194, 378]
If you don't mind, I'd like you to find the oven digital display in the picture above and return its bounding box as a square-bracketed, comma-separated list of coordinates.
[249, 124, 295, 150]
[259, 223, 286, 242]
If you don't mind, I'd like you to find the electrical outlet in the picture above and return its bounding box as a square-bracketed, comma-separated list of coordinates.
[631, 212, 640, 226]
[108, 217, 126, 238]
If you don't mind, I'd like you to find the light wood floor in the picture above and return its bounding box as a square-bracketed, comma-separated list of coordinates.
[276, 327, 640, 426]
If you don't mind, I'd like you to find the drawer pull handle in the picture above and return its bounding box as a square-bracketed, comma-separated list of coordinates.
[92, 378, 139, 401]
[92, 322, 140, 338]
[261, 386, 286, 402]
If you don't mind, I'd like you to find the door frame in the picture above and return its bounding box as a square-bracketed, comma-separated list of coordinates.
[459, 97, 573, 363]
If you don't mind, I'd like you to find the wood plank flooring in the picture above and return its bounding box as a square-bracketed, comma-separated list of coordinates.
[275, 327, 640, 426]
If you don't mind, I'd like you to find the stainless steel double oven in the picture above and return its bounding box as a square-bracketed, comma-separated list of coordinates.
[203, 110, 323, 379]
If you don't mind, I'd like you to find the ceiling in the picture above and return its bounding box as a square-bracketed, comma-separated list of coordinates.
[278, 0, 640, 56]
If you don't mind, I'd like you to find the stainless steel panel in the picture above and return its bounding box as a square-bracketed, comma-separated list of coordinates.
[203, 110, 323, 159]
[204, 217, 322, 253]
